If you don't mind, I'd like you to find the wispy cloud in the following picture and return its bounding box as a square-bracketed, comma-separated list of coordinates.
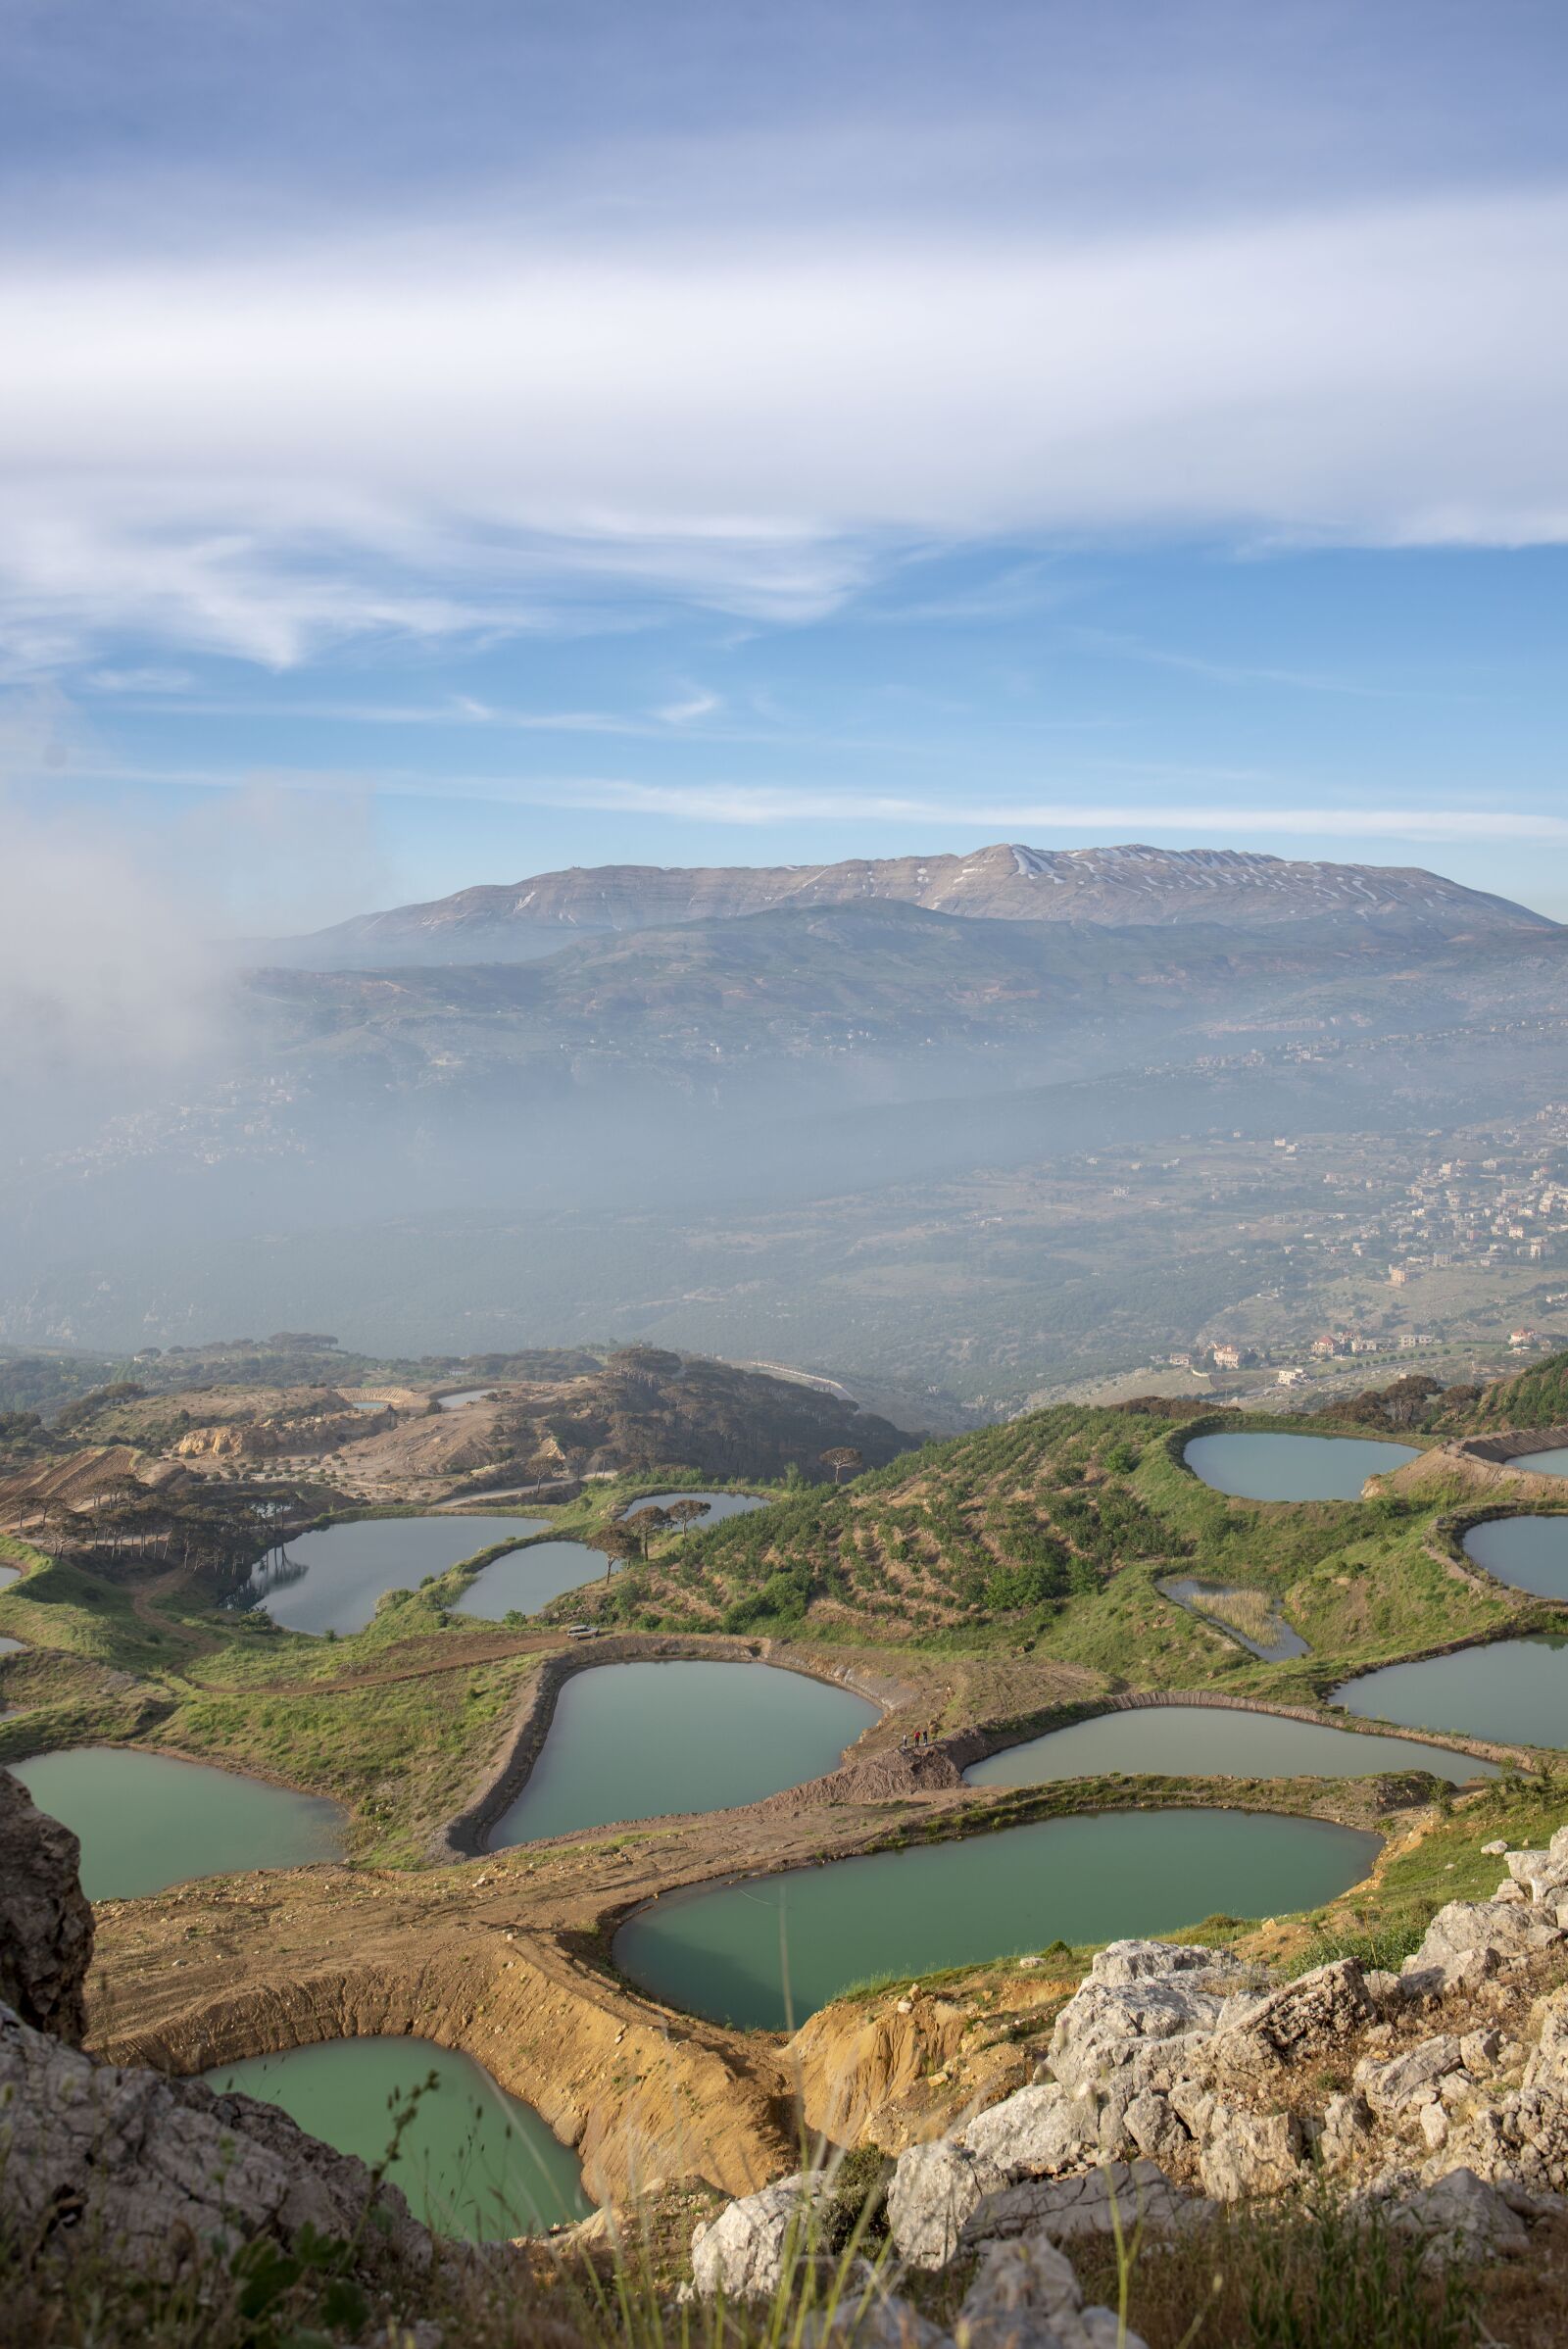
[46, 751, 1568, 848]
[1069, 627, 1433, 700]
[2, 189, 1567, 669]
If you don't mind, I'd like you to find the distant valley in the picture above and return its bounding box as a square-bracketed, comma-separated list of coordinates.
[7, 843, 1566, 1411]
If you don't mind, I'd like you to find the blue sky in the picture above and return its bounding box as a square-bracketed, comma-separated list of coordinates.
[2, 0, 1566, 929]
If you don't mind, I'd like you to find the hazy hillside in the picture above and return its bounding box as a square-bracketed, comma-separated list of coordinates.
[269, 842, 1554, 967]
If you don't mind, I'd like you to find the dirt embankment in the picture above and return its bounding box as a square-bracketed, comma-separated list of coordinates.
[1390, 1435, 1568, 1507]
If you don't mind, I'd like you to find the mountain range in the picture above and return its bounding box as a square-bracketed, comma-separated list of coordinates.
[268, 843, 1553, 967]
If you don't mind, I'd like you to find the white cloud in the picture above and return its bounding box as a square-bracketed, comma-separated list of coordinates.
[2, 186, 1566, 666]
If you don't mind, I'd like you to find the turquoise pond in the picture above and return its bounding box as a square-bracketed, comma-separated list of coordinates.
[246, 1515, 548, 1635]
[613, 1807, 1380, 2030]
[1182, 1432, 1419, 1501]
[8, 1747, 345, 1898]
[1336, 1639, 1568, 1750]
[490, 1660, 875, 1844]
[963, 1705, 1496, 1787]
[205, 2038, 589, 2238]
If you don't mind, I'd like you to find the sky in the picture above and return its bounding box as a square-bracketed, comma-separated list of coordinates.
[3, 0, 1567, 932]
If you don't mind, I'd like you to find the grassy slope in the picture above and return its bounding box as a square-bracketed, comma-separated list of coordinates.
[585, 1403, 1527, 1710]
[0, 1525, 588, 1867]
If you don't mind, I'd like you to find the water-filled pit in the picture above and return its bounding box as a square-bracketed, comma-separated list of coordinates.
[613, 1807, 1380, 2030]
[1335, 1639, 1568, 1751]
[8, 1746, 345, 1898]
[964, 1705, 1496, 1788]
[205, 2037, 589, 2238]
[1183, 1432, 1419, 1502]
[246, 1515, 549, 1635]
[1463, 1514, 1568, 1600]
[490, 1659, 875, 1845]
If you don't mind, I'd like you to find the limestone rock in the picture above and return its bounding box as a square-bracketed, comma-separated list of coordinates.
[1120, 2089, 1191, 2170]
[0, 2003, 428, 2269]
[887, 2140, 1004, 2270]
[1399, 1900, 1561, 1995]
[1390, 2167, 1529, 2266]
[1355, 2036, 1464, 2121]
[1442, 2084, 1568, 2197]
[1211, 1959, 1371, 2078]
[956, 2236, 1148, 2349]
[798, 2276, 951, 2349]
[1524, 1987, 1568, 2091]
[1319, 2092, 1375, 2172]
[1046, 1944, 1242, 2100]
[962, 2161, 1210, 2248]
[689, 2174, 833, 2299]
[958, 2084, 1095, 2178]
[1198, 2106, 1304, 2202]
[0, 1768, 94, 2043]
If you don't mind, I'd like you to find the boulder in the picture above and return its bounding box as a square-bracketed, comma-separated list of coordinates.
[1524, 1987, 1568, 2091]
[1045, 1946, 1243, 2100]
[1442, 2084, 1568, 2197]
[956, 2235, 1148, 2349]
[1211, 1959, 1372, 2078]
[689, 2174, 836, 2300]
[798, 2276, 951, 2349]
[0, 2003, 428, 2269]
[887, 2141, 1005, 2270]
[1399, 1900, 1561, 1995]
[1355, 2036, 1464, 2121]
[1198, 2106, 1304, 2202]
[1319, 2092, 1375, 2172]
[1389, 2167, 1529, 2267]
[962, 2161, 1211, 2248]
[0, 1768, 94, 2043]
[958, 2084, 1096, 2178]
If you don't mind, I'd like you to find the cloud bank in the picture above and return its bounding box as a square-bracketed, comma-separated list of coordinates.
[2, 189, 1566, 667]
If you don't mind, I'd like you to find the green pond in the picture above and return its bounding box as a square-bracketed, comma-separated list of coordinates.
[1463, 1515, 1568, 1599]
[454, 1538, 610, 1620]
[1514, 1445, 1568, 1479]
[9, 1747, 345, 1898]
[247, 1515, 547, 1635]
[491, 1660, 875, 1845]
[205, 2037, 590, 2239]
[1336, 1638, 1568, 1750]
[612, 1807, 1380, 2030]
[964, 1705, 1496, 1788]
[1183, 1431, 1418, 1501]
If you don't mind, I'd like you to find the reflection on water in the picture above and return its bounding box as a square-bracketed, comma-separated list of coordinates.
[1513, 1445, 1568, 1480]
[244, 1515, 548, 1635]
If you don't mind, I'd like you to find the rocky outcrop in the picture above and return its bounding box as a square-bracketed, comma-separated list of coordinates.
[0, 2003, 430, 2269]
[0, 1767, 94, 2042]
[686, 1831, 1568, 2317]
[689, 2171, 1145, 2348]
[0, 1767, 434, 2284]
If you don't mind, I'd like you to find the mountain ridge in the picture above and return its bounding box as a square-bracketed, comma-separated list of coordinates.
[268, 842, 1554, 967]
